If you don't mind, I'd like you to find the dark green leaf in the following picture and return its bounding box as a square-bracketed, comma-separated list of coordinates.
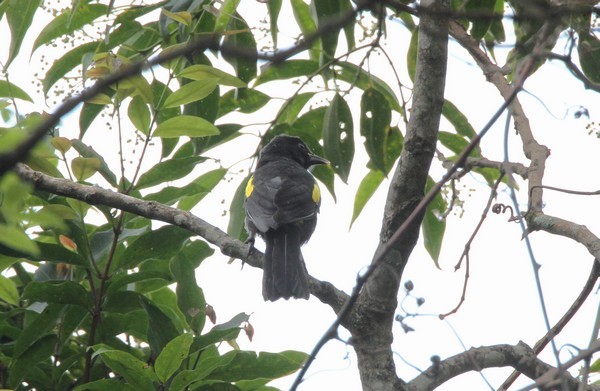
[579, 32, 600, 83]
[360, 88, 391, 173]
[422, 177, 446, 267]
[290, 0, 319, 61]
[0, 80, 33, 102]
[222, 14, 257, 83]
[32, 3, 108, 53]
[254, 59, 320, 85]
[5, 0, 42, 67]
[267, 0, 282, 47]
[0, 274, 19, 305]
[170, 250, 207, 333]
[8, 334, 57, 388]
[170, 351, 238, 390]
[323, 93, 354, 183]
[177, 168, 228, 210]
[14, 303, 64, 358]
[22, 281, 92, 308]
[178, 64, 247, 88]
[117, 225, 194, 269]
[155, 333, 194, 383]
[192, 123, 243, 155]
[79, 99, 109, 139]
[154, 115, 220, 138]
[466, 0, 496, 40]
[74, 378, 136, 391]
[350, 169, 385, 228]
[135, 156, 206, 190]
[218, 89, 270, 117]
[313, 0, 345, 62]
[141, 296, 180, 354]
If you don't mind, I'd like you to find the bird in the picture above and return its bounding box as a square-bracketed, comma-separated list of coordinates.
[244, 135, 328, 301]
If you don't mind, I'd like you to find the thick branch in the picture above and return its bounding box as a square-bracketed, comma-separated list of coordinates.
[407, 341, 600, 391]
[13, 163, 349, 309]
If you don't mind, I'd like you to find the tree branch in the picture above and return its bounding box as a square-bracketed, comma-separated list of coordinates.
[407, 341, 600, 391]
[12, 163, 349, 308]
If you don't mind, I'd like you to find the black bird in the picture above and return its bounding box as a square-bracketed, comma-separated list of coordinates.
[244, 135, 328, 301]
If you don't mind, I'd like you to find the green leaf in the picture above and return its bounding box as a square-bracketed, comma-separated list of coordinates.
[13, 303, 64, 358]
[466, 0, 496, 40]
[267, 0, 282, 47]
[97, 349, 157, 390]
[227, 176, 250, 241]
[170, 351, 238, 390]
[128, 95, 151, 134]
[79, 100, 108, 139]
[208, 350, 308, 381]
[336, 61, 401, 112]
[350, 170, 385, 228]
[590, 357, 600, 373]
[178, 64, 247, 88]
[323, 93, 354, 183]
[442, 100, 477, 139]
[222, 14, 257, 83]
[8, 334, 57, 388]
[117, 225, 194, 269]
[360, 88, 391, 173]
[155, 333, 193, 383]
[218, 88, 270, 117]
[74, 378, 136, 391]
[145, 168, 227, 207]
[214, 0, 241, 33]
[254, 59, 320, 85]
[135, 156, 206, 190]
[438, 131, 481, 157]
[71, 140, 118, 187]
[32, 3, 108, 53]
[313, 0, 345, 62]
[154, 115, 220, 138]
[0, 274, 19, 305]
[170, 250, 207, 333]
[163, 79, 219, 108]
[141, 296, 180, 354]
[5, 0, 42, 67]
[422, 177, 446, 267]
[407, 27, 418, 81]
[22, 281, 92, 308]
[0, 224, 39, 256]
[177, 168, 228, 211]
[290, 0, 319, 61]
[579, 32, 600, 83]
[71, 157, 101, 181]
[277, 92, 314, 125]
[0, 80, 33, 102]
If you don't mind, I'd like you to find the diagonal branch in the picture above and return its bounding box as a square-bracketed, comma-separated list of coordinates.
[12, 163, 349, 310]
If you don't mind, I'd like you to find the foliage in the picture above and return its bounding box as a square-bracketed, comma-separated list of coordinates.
[0, 0, 598, 389]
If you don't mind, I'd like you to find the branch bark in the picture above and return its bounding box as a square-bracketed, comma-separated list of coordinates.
[12, 163, 349, 309]
[344, 1, 450, 389]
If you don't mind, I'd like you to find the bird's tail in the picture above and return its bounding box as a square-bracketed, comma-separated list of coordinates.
[263, 225, 310, 301]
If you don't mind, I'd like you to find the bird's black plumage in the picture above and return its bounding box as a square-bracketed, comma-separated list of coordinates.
[244, 135, 328, 301]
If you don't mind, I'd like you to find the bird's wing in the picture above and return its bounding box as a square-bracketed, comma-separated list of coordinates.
[272, 172, 319, 225]
[244, 175, 281, 232]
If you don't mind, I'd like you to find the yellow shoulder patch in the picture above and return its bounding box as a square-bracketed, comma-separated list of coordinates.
[312, 183, 321, 204]
[245, 176, 254, 198]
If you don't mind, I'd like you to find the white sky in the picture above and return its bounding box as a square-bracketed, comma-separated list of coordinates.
[1, 1, 599, 390]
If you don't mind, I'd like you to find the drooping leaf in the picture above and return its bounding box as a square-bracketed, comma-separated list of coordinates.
[277, 92, 314, 125]
[170, 350, 238, 390]
[290, 0, 320, 61]
[128, 95, 151, 134]
[141, 296, 180, 355]
[323, 93, 354, 183]
[267, 0, 282, 48]
[442, 100, 477, 139]
[218, 88, 270, 117]
[0, 274, 19, 305]
[579, 32, 600, 83]
[32, 3, 108, 53]
[170, 250, 207, 334]
[5, 0, 42, 67]
[350, 169, 385, 228]
[422, 177, 446, 267]
[0, 224, 39, 256]
[71, 140, 118, 187]
[154, 115, 220, 138]
[465, 0, 496, 40]
[360, 88, 391, 173]
[177, 168, 228, 210]
[0, 80, 33, 102]
[227, 175, 251, 241]
[407, 27, 418, 81]
[222, 14, 257, 83]
[208, 350, 308, 382]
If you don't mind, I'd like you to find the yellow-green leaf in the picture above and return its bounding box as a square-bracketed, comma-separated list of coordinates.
[0, 224, 39, 256]
[163, 79, 219, 108]
[153, 115, 220, 138]
[71, 157, 101, 181]
[178, 64, 247, 88]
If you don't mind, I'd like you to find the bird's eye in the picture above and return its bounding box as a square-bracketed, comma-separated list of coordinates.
[298, 142, 307, 152]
